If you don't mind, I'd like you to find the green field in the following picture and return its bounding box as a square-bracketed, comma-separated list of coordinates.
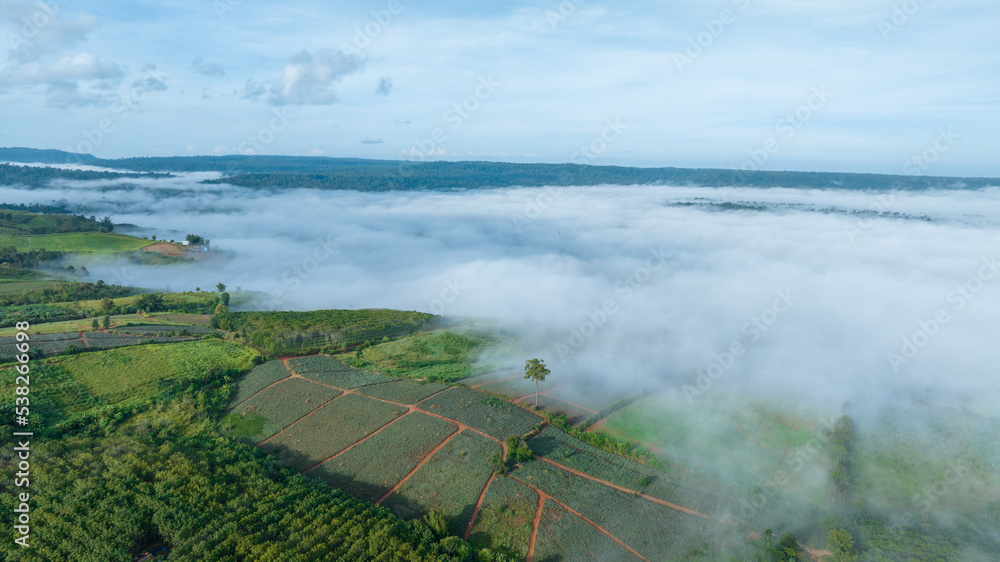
[0, 232, 153, 253]
[52, 339, 259, 399]
[346, 328, 496, 382]
[467, 475, 537, 558]
[382, 431, 501, 534]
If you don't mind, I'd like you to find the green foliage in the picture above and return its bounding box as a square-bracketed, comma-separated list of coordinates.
[102, 314, 111, 329]
[828, 529, 858, 561]
[829, 415, 855, 499]
[0, 303, 82, 328]
[214, 309, 436, 356]
[0, 160, 169, 186]
[0, 232, 152, 253]
[351, 328, 493, 382]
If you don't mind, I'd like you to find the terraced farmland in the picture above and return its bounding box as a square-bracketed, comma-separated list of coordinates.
[382, 431, 500, 533]
[224, 356, 769, 559]
[229, 377, 342, 442]
[310, 411, 458, 503]
[418, 386, 541, 440]
[261, 393, 408, 471]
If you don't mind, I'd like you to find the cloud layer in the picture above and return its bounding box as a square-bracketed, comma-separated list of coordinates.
[1, 175, 998, 420]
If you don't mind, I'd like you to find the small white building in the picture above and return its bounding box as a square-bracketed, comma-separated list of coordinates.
[182, 240, 190, 246]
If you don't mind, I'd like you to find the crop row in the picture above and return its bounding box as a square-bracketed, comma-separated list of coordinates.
[231, 378, 342, 443]
[355, 379, 449, 405]
[0, 331, 81, 343]
[417, 387, 541, 440]
[298, 368, 397, 390]
[111, 324, 216, 335]
[382, 431, 500, 535]
[513, 460, 728, 560]
[311, 411, 457, 503]
[261, 393, 408, 472]
[229, 360, 292, 406]
[530, 500, 636, 561]
[467, 475, 537, 558]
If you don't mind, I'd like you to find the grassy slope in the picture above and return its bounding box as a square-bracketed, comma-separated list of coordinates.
[0, 232, 153, 253]
[341, 328, 496, 382]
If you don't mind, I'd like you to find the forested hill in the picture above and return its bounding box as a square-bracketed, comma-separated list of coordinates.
[3, 146, 999, 191]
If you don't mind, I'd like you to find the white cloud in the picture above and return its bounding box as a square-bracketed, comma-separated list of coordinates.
[0, 1, 98, 62]
[0, 52, 122, 85]
[250, 48, 365, 106]
[191, 56, 225, 77]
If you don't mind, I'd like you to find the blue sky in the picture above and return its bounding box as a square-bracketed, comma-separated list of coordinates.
[1, 0, 997, 176]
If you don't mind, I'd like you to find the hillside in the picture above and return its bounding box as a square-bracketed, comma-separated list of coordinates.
[3, 147, 999, 192]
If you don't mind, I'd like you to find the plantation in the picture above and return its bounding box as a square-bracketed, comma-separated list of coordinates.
[228, 377, 342, 442]
[466, 476, 538, 558]
[212, 308, 436, 355]
[260, 393, 408, 472]
[110, 324, 216, 335]
[356, 379, 450, 404]
[296, 365, 398, 389]
[418, 387, 541, 440]
[310, 411, 458, 503]
[530, 500, 638, 561]
[514, 460, 729, 560]
[382, 431, 501, 534]
[0, 232, 153, 253]
[228, 359, 291, 405]
[0, 303, 82, 328]
[287, 354, 358, 373]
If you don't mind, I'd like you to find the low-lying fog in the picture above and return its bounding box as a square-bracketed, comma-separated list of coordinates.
[3, 173, 1000, 418]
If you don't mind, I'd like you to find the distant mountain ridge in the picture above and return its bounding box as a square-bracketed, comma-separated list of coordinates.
[2, 146, 998, 192]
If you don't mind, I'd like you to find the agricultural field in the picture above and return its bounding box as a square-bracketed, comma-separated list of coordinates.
[418, 386, 541, 440]
[466, 475, 538, 558]
[347, 328, 496, 382]
[228, 359, 291, 405]
[530, 500, 638, 561]
[355, 379, 449, 404]
[0, 339, 259, 427]
[288, 357, 398, 389]
[260, 393, 408, 472]
[0, 232, 153, 253]
[228, 377, 342, 443]
[382, 431, 501, 534]
[309, 411, 458, 503]
[514, 459, 730, 560]
[213, 308, 436, 355]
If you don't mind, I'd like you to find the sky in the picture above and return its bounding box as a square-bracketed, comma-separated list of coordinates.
[0, 0, 998, 176]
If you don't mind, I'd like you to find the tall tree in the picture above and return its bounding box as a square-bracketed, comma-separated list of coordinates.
[216, 282, 226, 293]
[523, 358, 550, 408]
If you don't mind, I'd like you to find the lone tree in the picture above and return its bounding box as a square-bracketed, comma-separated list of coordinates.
[216, 282, 226, 292]
[99, 216, 114, 233]
[523, 358, 550, 409]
